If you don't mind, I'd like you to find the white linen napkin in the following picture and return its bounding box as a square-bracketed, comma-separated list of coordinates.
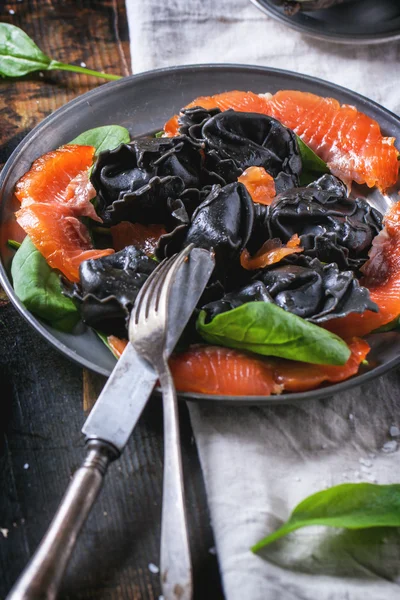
[125, 2, 400, 597]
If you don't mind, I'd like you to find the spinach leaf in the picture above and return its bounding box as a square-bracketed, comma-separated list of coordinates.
[11, 236, 79, 332]
[0, 24, 121, 81]
[197, 301, 350, 365]
[296, 135, 329, 185]
[70, 126, 130, 155]
[252, 483, 400, 552]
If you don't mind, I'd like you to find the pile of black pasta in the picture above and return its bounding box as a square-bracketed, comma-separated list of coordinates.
[64, 108, 382, 336]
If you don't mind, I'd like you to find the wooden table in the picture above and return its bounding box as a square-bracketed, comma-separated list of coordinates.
[0, 2, 223, 598]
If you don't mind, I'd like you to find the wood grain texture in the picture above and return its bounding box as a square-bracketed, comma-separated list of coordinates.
[0, 2, 223, 598]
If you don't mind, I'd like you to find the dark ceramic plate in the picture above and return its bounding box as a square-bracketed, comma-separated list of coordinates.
[251, 0, 400, 44]
[1, 64, 400, 404]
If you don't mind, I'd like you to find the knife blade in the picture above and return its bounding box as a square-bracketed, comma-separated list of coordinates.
[6, 247, 214, 600]
[82, 247, 214, 452]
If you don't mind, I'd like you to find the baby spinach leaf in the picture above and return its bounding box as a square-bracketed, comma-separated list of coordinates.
[70, 126, 130, 155]
[296, 135, 329, 185]
[0, 24, 121, 81]
[252, 483, 400, 552]
[11, 236, 79, 332]
[197, 301, 350, 365]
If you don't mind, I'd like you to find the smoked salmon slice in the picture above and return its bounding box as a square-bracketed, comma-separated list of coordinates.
[237, 166, 276, 205]
[15, 144, 114, 282]
[107, 335, 128, 358]
[15, 145, 100, 221]
[105, 336, 368, 395]
[164, 90, 399, 191]
[327, 200, 400, 338]
[16, 203, 113, 283]
[169, 339, 369, 396]
[240, 234, 303, 270]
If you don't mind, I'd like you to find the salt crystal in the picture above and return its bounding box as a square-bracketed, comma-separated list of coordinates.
[359, 458, 372, 468]
[349, 413, 354, 421]
[208, 546, 217, 555]
[80, 62, 86, 68]
[39, 73, 44, 78]
[390, 426, 400, 437]
[159, 596, 164, 600]
[23, 463, 29, 470]
[103, 511, 108, 516]
[21, 518, 25, 525]
[321, 443, 328, 449]
[361, 465, 370, 473]
[366, 473, 377, 483]
[9, 9, 15, 14]
[382, 440, 398, 453]
[148, 562, 159, 574]
[0, 528, 8, 538]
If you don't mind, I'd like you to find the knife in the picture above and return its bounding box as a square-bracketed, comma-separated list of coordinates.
[7, 247, 215, 600]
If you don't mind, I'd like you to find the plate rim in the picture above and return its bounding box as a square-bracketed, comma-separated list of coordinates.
[1, 62, 400, 404]
[250, 0, 400, 45]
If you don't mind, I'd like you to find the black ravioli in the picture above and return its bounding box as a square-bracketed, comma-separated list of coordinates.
[90, 137, 203, 224]
[256, 255, 378, 323]
[202, 255, 378, 324]
[164, 182, 253, 271]
[201, 111, 302, 192]
[63, 246, 157, 336]
[178, 106, 222, 143]
[252, 175, 383, 270]
[156, 182, 254, 291]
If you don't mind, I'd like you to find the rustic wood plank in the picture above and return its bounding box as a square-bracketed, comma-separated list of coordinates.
[0, 2, 223, 599]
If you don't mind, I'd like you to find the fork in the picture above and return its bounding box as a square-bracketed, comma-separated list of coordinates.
[129, 244, 194, 600]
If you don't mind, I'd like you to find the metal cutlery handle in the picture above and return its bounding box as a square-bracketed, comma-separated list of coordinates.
[6, 439, 119, 600]
[159, 361, 192, 600]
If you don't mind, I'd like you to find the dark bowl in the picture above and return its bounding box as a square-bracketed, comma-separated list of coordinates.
[269, 0, 355, 13]
[252, 0, 400, 44]
[1, 64, 399, 405]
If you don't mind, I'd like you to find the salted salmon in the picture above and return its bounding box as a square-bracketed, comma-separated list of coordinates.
[16, 203, 113, 282]
[15, 145, 99, 221]
[169, 339, 369, 396]
[240, 234, 303, 270]
[15, 144, 114, 282]
[107, 335, 128, 358]
[111, 222, 166, 254]
[327, 200, 400, 338]
[164, 90, 399, 191]
[237, 166, 276, 205]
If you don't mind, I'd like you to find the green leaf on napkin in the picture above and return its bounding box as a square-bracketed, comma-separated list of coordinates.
[11, 236, 80, 332]
[296, 135, 329, 185]
[252, 483, 400, 552]
[0, 23, 121, 80]
[196, 302, 350, 365]
[70, 125, 130, 155]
